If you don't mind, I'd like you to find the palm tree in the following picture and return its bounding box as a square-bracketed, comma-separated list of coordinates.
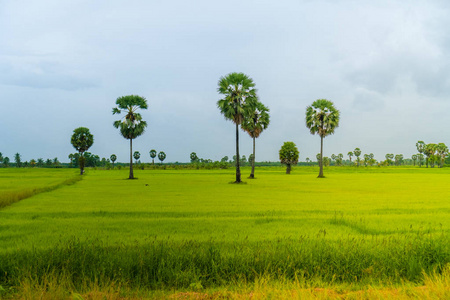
[354, 148, 362, 166]
[14, 153, 21, 168]
[3, 157, 10, 168]
[149, 149, 157, 165]
[436, 143, 448, 168]
[71, 127, 94, 175]
[158, 151, 166, 164]
[110, 154, 117, 169]
[133, 151, 141, 164]
[337, 153, 344, 166]
[112, 95, 148, 179]
[241, 101, 270, 179]
[190, 152, 198, 163]
[347, 151, 353, 165]
[37, 158, 44, 168]
[411, 154, 417, 166]
[0, 152, 3, 164]
[305, 99, 340, 178]
[217, 72, 258, 183]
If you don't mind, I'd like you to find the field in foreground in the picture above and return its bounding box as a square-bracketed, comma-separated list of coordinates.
[0, 167, 449, 298]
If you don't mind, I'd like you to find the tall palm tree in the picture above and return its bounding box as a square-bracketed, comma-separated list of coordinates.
[305, 99, 340, 178]
[217, 72, 257, 183]
[112, 95, 148, 179]
[354, 148, 362, 166]
[241, 101, 270, 179]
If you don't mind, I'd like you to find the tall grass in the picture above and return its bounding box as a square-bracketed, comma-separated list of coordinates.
[1, 233, 448, 292]
[0, 175, 82, 209]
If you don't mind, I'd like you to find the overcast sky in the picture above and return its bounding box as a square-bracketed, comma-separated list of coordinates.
[2, 0, 450, 163]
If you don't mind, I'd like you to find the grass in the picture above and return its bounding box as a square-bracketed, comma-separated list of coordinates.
[0, 168, 81, 209]
[0, 166, 449, 298]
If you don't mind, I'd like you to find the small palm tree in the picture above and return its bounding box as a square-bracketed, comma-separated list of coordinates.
[133, 151, 141, 164]
[347, 151, 353, 165]
[354, 148, 362, 166]
[149, 149, 157, 165]
[279, 142, 299, 174]
[110, 154, 117, 169]
[305, 99, 340, 178]
[3, 157, 10, 168]
[411, 154, 417, 166]
[14, 153, 21, 168]
[112, 95, 148, 179]
[241, 101, 270, 179]
[70, 127, 94, 175]
[217, 72, 258, 183]
[190, 152, 198, 163]
[158, 151, 166, 164]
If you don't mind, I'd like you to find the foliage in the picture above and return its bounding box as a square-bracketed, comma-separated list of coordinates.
[190, 152, 198, 163]
[14, 153, 21, 168]
[158, 151, 166, 163]
[71, 127, 94, 175]
[133, 151, 140, 163]
[279, 142, 299, 174]
[149, 149, 157, 165]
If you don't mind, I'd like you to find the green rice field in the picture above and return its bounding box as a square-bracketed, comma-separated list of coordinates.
[0, 167, 449, 298]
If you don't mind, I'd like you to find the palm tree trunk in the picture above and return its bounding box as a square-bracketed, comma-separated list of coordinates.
[318, 135, 324, 178]
[249, 136, 256, 179]
[286, 164, 291, 174]
[235, 122, 241, 183]
[129, 138, 134, 179]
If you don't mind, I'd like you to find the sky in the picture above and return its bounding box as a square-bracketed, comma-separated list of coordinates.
[2, 0, 450, 163]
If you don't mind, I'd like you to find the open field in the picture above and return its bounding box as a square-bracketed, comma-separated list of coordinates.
[0, 167, 449, 298]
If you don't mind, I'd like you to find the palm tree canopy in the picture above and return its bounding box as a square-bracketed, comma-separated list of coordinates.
[217, 72, 258, 125]
[305, 99, 340, 138]
[71, 127, 94, 153]
[149, 149, 157, 158]
[279, 142, 299, 165]
[112, 95, 148, 140]
[241, 101, 270, 138]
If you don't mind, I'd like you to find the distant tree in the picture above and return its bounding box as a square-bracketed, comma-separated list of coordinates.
[331, 154, 336, 165]
[305, 157, 310, 165]
[394, 154, 404, 166]
[37, 158, 44, 168]
[30, 159, 36, 168]
[110, 154, 117, 169]
[416, 141, 426, 159]
[0, 152, 3, 164]
[411, 154, 417, 166]
[14, 153, 21, 168]
[221, 156, 229, 163]
[354, 148, 361, 166]
[190, 152, 199, 163]
[71, 127, 94, 175]
[241, 101, 270, 179]
[53, 157, 60, 167]
[133, 151, 141, 164]
[158, 151, 166, 164]
[241, 155, 247, 166]
[217, 72, 258, 183]
[113, 95, 148, 179]
[279, 142, 299, 174]
[45, 159, 52, 167]
[337, 153, 344, 166]
[347, 151, 353, 165]
[305, 99, 340, 178]
[323, 157, 330, 167]
[424, 143, 437, 168]
[23, 161, 29, 168]
[316, 153, 321, 163]
[3, 157, 10, 168]
[363, 154, 370, 166]
[248, 154, 254, 164]
[149, 149, 157, 165]
[437, 143, 448, 168]
[84, 152, 100, 167]
[385, 153, 394, 166]
[417, 153, 424, 167]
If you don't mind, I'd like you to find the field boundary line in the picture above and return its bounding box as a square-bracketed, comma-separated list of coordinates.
[0, 175, 82, 209]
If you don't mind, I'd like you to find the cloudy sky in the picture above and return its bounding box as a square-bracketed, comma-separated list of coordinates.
[2, 0, 450, 163]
